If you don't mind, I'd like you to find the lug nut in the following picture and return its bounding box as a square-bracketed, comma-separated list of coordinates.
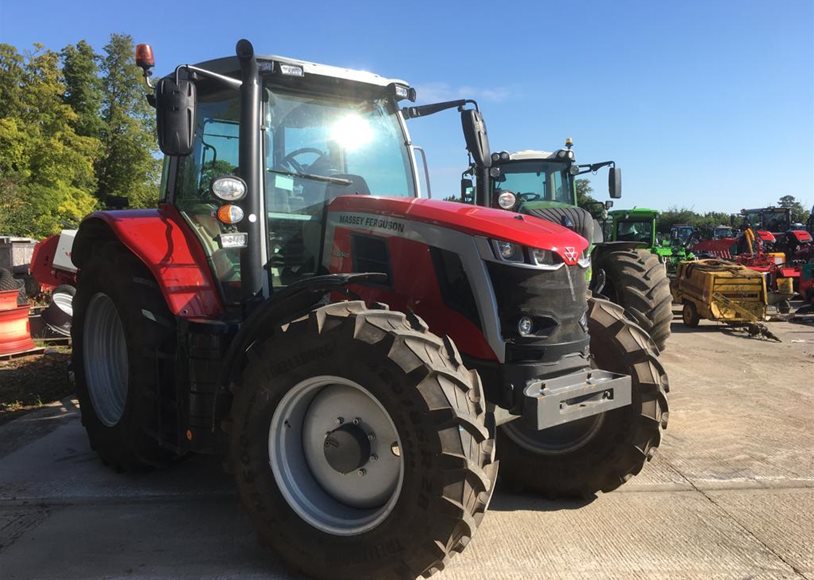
[370, 454, 379, 462]
[358, 468, 367, 477]
[336, 417, 344, 425]
[353, 417, 361, 425]
[367, 432, 375, 440]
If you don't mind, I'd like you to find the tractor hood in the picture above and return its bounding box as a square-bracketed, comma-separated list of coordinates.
[328, 196, 589, 265]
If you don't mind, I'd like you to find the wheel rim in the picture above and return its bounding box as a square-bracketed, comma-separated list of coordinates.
[503, 413, 605, 455]
[83, 293, 129, 427]
[269, 376, 404, 536]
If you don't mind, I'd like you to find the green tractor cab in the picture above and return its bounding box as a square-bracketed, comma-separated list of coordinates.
[608, 209, 696, 274]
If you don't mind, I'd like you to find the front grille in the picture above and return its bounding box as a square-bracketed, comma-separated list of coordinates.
[486, 262, 589, 363]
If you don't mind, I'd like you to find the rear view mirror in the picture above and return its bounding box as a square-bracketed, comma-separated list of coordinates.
[460, 178, 473, 201]
[155, 77, 196, 156]
[605, 200, 614, 209]
[461, 109, 491, 168]
[608, 167, 622, 199]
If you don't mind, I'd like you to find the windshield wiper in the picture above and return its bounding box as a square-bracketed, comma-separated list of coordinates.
[268, 168, 351, 186]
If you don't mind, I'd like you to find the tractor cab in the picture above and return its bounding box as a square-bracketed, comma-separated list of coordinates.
[609, 208, 658, 246]
[462, 144, 621, 213]
[670, 224, 696, 247]
[150, 52, 421, 305]
[712, 225, 735, 240]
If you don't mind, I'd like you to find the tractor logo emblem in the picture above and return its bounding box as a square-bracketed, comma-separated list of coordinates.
[563, 247, 578, 263]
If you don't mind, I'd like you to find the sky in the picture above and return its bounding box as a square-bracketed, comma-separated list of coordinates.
[1, 0, 812, 215]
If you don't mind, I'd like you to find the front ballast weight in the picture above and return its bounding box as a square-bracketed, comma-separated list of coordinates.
[523, 368, 631, 430]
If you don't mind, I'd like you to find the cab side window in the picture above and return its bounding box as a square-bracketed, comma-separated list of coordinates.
[174, 90, 242, 303]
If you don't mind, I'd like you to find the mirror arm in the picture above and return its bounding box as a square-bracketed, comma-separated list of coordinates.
[402, 99, 479, 119]
[174, 64, 242, 90]
[577, 160, 615, 175]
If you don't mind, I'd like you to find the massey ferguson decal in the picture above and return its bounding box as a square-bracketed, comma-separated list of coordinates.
[563, 246, 578, 263]
[336, 213, 407, 235]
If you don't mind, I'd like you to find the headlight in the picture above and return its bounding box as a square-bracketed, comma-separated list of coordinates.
[578, 251, 591, 268]
[492, 239, 524, 262]
[496, 190, 517, 210]
[211, 176, 247, 201]
[530, 248, 558, 266]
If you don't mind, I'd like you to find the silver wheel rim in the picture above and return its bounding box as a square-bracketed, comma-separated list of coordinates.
[83, 293, 128, 427]
[53, 289, 74, 316]
[503, 413, 605, 455]
[269, 376, 404, 536]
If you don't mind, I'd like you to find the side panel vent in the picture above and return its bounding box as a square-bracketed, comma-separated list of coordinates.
[351, 234, 391, 284]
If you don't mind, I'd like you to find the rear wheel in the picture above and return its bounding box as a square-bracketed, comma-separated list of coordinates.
[72, 244, 178, 471]
[496, 297, 669, 498]
[595, 248, 673, 351]
[230, 301, 497, 579]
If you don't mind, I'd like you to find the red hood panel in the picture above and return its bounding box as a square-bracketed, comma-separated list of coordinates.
[329, 196, 589, 256]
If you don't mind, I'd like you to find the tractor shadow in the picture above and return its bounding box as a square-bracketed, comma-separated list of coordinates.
[488, 485, 594, 513]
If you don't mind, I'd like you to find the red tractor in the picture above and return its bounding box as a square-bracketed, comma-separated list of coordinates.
[68, 41, 668, 579]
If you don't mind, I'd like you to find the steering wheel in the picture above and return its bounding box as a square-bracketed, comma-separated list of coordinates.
[280, 147, 327, 173]
[518, 192, 541, 202]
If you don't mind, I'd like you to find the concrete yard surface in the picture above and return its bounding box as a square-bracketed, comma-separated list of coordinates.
[0, 313, 812, 579]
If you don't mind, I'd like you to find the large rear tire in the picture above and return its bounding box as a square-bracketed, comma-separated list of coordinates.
[496, 297, 669, 498]
[72, 243, 178, 471]
[230, 301, 497, 579]
[595, 248, 673, 351]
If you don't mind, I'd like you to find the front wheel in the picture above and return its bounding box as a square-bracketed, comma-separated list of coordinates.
[230, 301, 497, 579]
[496, 297, 669, 498]
[596, 248, 673, 351]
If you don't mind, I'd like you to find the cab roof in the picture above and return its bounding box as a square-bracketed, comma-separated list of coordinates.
[189, 54, 409, 90]
[609, 208, 660, 218]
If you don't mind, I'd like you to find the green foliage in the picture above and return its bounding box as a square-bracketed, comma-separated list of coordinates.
[62, 40, 104, 138]
[777, 195, 810, 224]
[97, 34, 160, 209]
[576, 179, 597, 209]
[655, 207, 736, 236]
[0, 43, 99, 237]
[0, 35, 161, 238]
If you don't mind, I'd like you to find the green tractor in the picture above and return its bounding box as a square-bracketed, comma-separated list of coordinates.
[607, 209, 696, 273]
[459, 144, 673, 351]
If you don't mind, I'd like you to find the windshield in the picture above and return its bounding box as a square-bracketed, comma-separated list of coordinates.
[616, 219, 653, 243]
[493, 160, 573, 205]
[263, 89, 414, 287]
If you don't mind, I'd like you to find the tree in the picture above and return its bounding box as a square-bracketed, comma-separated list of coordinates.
[0, 44, 97, 237]
[777, 195, 810, 225]
[62, 40, 104, 138]
[97, 34, 160, 208]
[576, 179, 598, 209]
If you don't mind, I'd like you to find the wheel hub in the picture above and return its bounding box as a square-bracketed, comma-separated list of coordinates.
[323, 423, 371, 474]
[268, 378, 404, 535]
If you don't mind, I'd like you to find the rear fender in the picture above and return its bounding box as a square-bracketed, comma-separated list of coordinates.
[71, 205, 224, 319]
